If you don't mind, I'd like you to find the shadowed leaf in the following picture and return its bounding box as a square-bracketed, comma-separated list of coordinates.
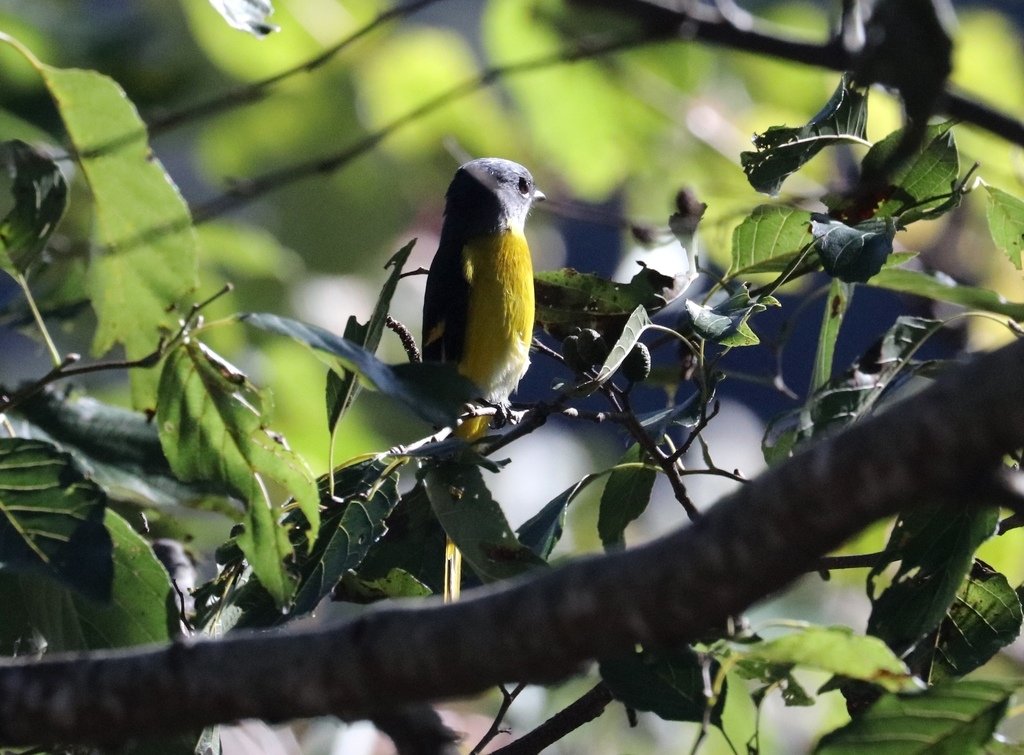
[0, 139, 67, 275]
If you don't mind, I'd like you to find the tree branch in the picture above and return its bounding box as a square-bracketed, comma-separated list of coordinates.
[1, 336, 1024, 745]
[490, 683, 615, 755]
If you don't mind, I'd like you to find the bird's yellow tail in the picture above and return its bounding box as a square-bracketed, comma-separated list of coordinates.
[442, 410, 491, 602]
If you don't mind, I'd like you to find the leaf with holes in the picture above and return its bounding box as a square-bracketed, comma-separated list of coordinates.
[741, 74, 868, 195]
[156, 340, 318, 606]
[0, 139, 67, 275]
[0, 437, 112, 602]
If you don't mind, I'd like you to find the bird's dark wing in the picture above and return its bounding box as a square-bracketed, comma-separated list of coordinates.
[422, 229, 470, 364]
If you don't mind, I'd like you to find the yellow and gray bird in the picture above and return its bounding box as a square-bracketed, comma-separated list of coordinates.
[421, 157, 544, 599]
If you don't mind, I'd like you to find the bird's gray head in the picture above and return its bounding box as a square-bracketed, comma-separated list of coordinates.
[444, 157, 545, 237]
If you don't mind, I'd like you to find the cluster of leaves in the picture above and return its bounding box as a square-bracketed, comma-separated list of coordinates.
[4, 4, 1024, 751]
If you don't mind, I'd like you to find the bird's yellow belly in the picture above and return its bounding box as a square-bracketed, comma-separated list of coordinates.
[460, 230, 535, 403]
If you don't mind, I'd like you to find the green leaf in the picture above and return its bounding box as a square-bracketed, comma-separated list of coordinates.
[0, 508, 173, 652]
[0, 139, 67, 275]
[985, 186, 1024, 270]
[859, 121, 959, 221]
[242, 312, 475, 427]
[14, 387, 233, 509]
[600, 646, 724, 725]
[71, 509, 175, 648]
[930, 561, 1023, 683]
[0, 37, 199, 407]
[327, 241, 416, 435]
[868, 503, 999, 658]
[734, 625, 915, 693]
[871, 267, 1024, 320]
[680, 290, 773, 347]
[534, 266, 675, 341]
[592, 306, 653, 385]
[0, 437, 113, 602]
[741, 74, 868, 195]
[812, 216, 896, 283]
[517, 472, 607, 560]
[812, 279, 854, 390]
[815, 679, 1017, 754]
[598, 445, 657, 550]
[730, 205, 813, 274]
[422, 460, 545, 584]
[357, 482, 447, 594]
[290, 459, 400, 615]
[333, 567, 432, 604]
[156, 340, 319, 606]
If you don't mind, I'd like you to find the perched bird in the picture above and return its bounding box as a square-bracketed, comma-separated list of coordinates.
[422, 157, 544, 599]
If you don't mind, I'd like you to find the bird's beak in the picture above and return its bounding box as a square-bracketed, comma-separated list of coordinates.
[533, 188, 546, 202]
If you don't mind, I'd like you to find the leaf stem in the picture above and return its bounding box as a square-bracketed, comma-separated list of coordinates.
[15, 273, 61, 368]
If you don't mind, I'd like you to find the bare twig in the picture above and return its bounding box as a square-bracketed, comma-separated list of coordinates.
[470, 683, 527, 755]
[491, 683, 615, 755]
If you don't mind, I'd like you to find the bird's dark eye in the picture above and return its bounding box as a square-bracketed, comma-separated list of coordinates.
[517, 176, 530, 195]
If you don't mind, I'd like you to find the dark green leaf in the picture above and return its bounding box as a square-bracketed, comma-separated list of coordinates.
[868, 503, 999, 657]
[358, 482, 447, 594]
[534, 266, 675, 341]
[0, 437, 112, 602]
[930, 561, 1022, 683]
[600, 646, 724, 725]
[680, 290, 773, 347]
[156, 340, 319, 606]
[734, 660, 814, 707]
[290, 459, 400, 615]
[730, 204, 813, 274]
[0, 139, 67, 275]
[816, 679, 1017, 754]
[327, 241, 416, 434]
[14, 387, 233, 509]
[423, 460, 545, 584]
[243, 312, 475, 427]
[985, 186, 1024, 270]
[812, 215, 896, 283]
[598, 445, 657, 550]
[592, 306, 652, 385]
[517, 474, 603, 560]
[741, 75, 868, 195]
[871, 267, 1024, 320]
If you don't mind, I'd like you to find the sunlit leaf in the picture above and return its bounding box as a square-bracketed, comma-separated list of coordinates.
[870, 267, 1024, 320]
[985, 185, 1024, 270]
[598, 445, 656, 551]
[680, 290, 773, 347]
[929, 560, 1022, 683]
[816, 679, 1017, 754]
[534, 266, 675, 341]
[0, 37, 199, 407]
[741, 74, 868, 195]
[734, 625, 916, 693]
[601, 646, 724, 725]
[333, 567, 432, 604]
[423, 460, 545, 584]
[156, 340, 318, 606]
[0, 509, 173, 652]
[730, 204, 813, 274]
[592, 306, 652, 385]
[0, 139, 67, 275]
[242, 312, 475, 427]
[0, 437, 112, 602]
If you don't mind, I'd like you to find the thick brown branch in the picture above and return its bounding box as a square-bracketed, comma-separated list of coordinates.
[2, 339, 1024, 745]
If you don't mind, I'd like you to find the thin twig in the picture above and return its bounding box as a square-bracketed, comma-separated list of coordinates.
[491, 683, 615, 755]
[470, 683, 527, 755]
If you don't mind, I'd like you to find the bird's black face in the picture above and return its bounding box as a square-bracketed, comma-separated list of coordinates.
[446, 157, 544, 237]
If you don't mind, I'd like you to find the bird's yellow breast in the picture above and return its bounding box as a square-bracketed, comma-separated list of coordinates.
[460, 230, 535, 404]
